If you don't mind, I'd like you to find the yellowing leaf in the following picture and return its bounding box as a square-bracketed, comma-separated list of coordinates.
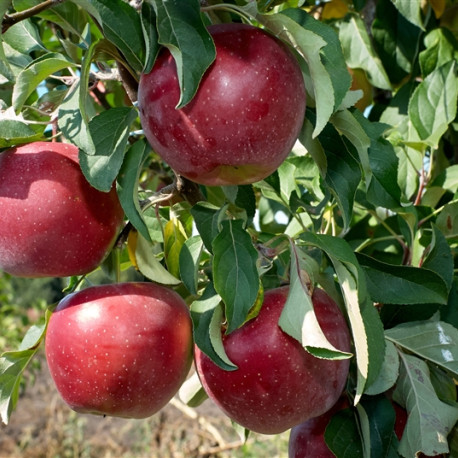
[127, 229, 139, 269]
[164, 218, 187, 278]
[429, 0, 446, 18]
[322, 0, 349, 20]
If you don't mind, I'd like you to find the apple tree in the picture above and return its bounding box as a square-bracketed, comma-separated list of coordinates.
[1, 0, 457, 456]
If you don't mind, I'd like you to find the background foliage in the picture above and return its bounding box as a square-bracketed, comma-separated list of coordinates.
[1, 0, 457, 456]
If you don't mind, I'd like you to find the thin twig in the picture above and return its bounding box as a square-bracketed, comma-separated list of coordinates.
[2, 0, 67, 33]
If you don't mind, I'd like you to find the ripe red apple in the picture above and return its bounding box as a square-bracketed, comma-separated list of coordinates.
[288, 397, 349, 458]
[195, 286, 352, 434]
[45, 282, 193, 418]
[393, 401, 408, 440]
[138, 23, 306, 186]
[0, 141, 124, 277]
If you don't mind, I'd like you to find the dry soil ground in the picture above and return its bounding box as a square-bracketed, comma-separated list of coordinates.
[0, 356, 289, 458]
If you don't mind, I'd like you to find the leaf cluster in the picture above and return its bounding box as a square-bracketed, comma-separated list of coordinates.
[0, 0, 457, 456]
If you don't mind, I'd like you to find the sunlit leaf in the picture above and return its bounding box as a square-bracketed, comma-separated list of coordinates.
[0, 317, 49, 425]
[134, 232, 180, 285]
[0, 119, 42, 147]
[386, 321, 458, 376]
[150, 0, 215, 107]
[190, 283, 236, 371]
[364, 340, 399, 395]
[357, 253, 450, 305]
[393, 352, 458, 457]
[338, 14, 391, 90]
[79, 107, 137, 192]
[253, 10, 332, 137]
[409, 60, 458, 147]
[300, 232, 385, 402]
[279, 241, 352, 359]
[390, 0, 425, 30]
[12, 52, 77, 111]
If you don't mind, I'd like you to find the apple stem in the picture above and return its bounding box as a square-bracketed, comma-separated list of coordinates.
[175, 175, 205, 206]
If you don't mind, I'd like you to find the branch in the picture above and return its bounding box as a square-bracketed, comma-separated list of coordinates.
[2, 0, 67, 33]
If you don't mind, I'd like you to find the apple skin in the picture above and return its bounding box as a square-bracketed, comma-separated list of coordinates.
[138, 23, 306, 186]
[393, 401, 407, 440]
[0, 142, 124, 277]
[288, 397, 349, 458]
[195, 286, 352, 434]
[45, 282, 193, 419]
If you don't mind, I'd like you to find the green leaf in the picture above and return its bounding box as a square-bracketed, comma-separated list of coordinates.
[14, 0, 88, 38]
[78, 38, 121, 128]
[179, 236, 203, 296]
[299, 112, 327, 176]
[409, 60, 458, 148]
[190, 283, 237, 371]
[364, 340, 400, 395]
[12, 52, 77, 111]
[366, 137, 402, 210]
[420, 28, 458, 77]
[116, 140, 152, 243]
[441, 279, 458, 330]
[134, 232, 180, 285]
[386, 320, 458, 377]
[0, 119, 42, 147]
[140, 1, 159, 74]
[279, 241, 352, 359]
[325, 408, 364, 457]
[0, 318, 48, 425]
[2, 19, 45, 54]
[57, 81, 95, 155]
[280, 8, 351, 112]
[254, 11, 331, 137]
[212, 219, 260, 333]
[234, 185, 257, 222]
[430, 164, 458, 194]
[163, 218, 187, 279]
[436, 201, 458, 239]
[358, 396, 398, 458]
[390, 0, 425, 30]
[372, 0, 422, 82]
[330, 109, 371, 182]
[190, 202, 224, 253]
[356, 253, 450, 305]
[73, 0, 145, 73]
[277, 159, 300, 204]
[178, 371, 208, 408]
[337, 14, 391, 90]
[317, 119, 362, 229]
[350, 110, 402, 209]
[79, 107, 137, 192]
[421, 224, 454, 292]
[393, 352, 458, 457]
[300, 232, 385, 402]
[150, 0, 215, 108]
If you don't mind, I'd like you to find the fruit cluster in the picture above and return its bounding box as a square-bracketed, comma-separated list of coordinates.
[0, 22, 352, 455]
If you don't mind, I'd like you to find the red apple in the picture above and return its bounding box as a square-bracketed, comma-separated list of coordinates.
[45, 282, 193, 419]
[138, 23, 306, 186]
[288, 397, 349, 458]
[195, 286, 352, 434]
[0, 141, 124, 277]
[393, 401, 408, 440]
